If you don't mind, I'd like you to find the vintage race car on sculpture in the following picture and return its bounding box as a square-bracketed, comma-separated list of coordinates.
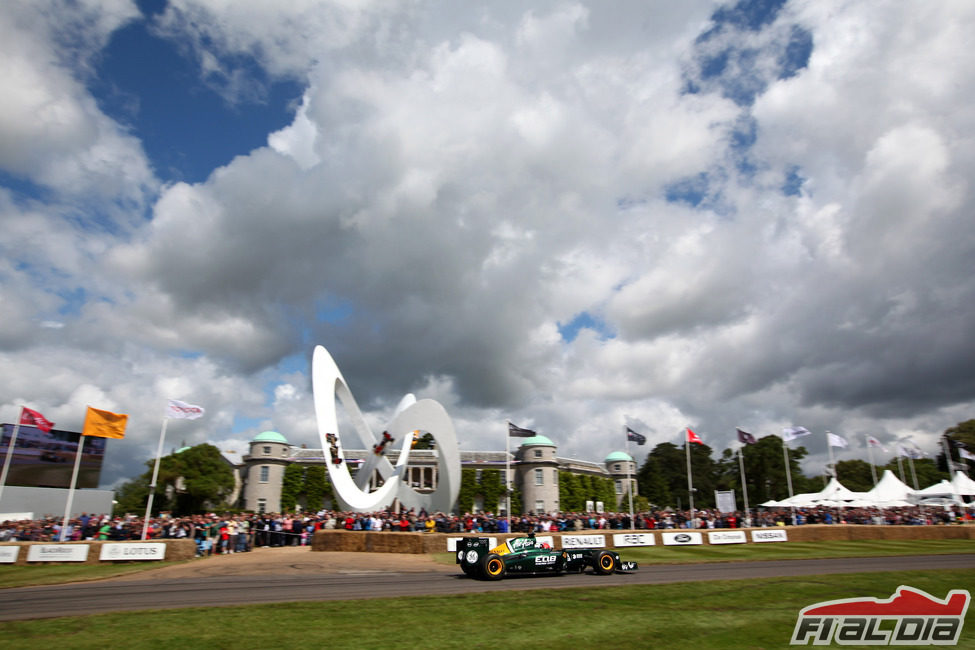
[456, 535, 638, 580]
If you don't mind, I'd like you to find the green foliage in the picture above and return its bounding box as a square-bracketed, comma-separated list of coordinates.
[302, 465, 331, 511]
[112, 474, 151, 516]
[280, 464, 304, 512]
[457, 468, 478, 514]
[412, 432, 435, 449]
[457, 468, 506, 514]
[131, 444, 235, 515]
[558, 471, 584, 511]
[834, 459, 881, 492]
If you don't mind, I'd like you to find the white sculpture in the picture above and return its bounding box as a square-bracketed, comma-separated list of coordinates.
[312, 345, 460, 513]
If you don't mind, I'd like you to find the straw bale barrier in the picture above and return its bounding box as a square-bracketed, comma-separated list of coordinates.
[312, 524, 974, 554]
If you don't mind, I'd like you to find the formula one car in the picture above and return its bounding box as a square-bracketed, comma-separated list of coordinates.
[456, 534, 638, 580]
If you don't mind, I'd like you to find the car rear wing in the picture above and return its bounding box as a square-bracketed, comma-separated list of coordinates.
[456, 537, 492, 565]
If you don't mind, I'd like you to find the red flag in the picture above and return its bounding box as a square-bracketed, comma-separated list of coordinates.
[687, 428, 704, 445]
[20, 407, 54, 433]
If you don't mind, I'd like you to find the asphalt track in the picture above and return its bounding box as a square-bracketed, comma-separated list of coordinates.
[1, 554, 974, 621]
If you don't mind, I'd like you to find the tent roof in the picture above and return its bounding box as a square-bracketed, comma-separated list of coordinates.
[951, 471, 975, 496]
[865, 469, 913, 502]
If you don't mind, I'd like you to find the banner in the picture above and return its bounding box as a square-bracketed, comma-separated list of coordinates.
[83, 407, 128, 439]
[165, 400, 205, 420]
[715, 489, 737, 513]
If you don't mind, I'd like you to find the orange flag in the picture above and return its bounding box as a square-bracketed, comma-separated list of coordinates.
[83, 406, 128, 439]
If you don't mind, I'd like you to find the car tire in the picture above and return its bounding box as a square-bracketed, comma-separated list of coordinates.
[481, 553, 505, 580]
[461, 563, 477, 577]
[594, 550, 616, 575]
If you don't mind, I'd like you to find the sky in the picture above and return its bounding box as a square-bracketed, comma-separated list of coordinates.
[2, 0, 974, 490]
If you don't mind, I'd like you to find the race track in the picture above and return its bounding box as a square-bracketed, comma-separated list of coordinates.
[1, 554, 973, 621]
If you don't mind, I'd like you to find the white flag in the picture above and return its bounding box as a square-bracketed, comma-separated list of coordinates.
[897, 445, 922, 460]
[959, 448, 975, 462]
[827, 432, 848, 448]
[166, 399, 205, 420]
[782, 426, 811, 442]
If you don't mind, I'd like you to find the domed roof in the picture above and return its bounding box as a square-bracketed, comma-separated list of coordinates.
[174, 446, 192, 454]
[520, 435, 555, 447]
[253, 430, 288, 444]
[605, 451, 634, 463]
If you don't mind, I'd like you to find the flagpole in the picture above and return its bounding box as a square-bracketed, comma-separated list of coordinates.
[0, 408, 24, 507]
[940, 436, 955, 476]
[782, 440, 796, 525]
[142, 417, 169, 540]
[896, 452, 906, 483]
[737, 445, 749, 526]
[505, 422, 511, 534]
[685, 429, 695, 529]
[907, 452, 919, 490]
[826, 431, 836, 480]
[625, 424, 635, 529]
[60, 434, 86, 542]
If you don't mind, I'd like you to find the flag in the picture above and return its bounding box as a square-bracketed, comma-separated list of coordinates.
[959, 448, 975, 462]
[782, 425, 812, 442]
[827, 432, 848, 448]
[626, 427, 646, 445]
[866, 435, 886, 451]
[737, 428, 756, 445]
[508, 423, 536, 438]
[686, 428, 704, 445]
[897, 445, 922, 460]
[950, 439, 968, 448]
[20, 407, 54, 433]
[83, 407, 128, 439]
[166, 399, 205, 420]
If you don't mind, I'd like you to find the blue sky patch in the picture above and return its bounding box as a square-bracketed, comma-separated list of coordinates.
[558, 311, 615, 343]
[91, 11, 303, 185]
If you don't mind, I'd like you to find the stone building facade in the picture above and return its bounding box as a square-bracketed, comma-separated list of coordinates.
[236, 430, 638, 515]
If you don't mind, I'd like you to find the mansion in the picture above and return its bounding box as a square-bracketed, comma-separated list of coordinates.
[233, 430, 638, 515]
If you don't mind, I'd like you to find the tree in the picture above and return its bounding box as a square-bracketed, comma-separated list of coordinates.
[144, 443, 235, 515]
[302, 465, 331, 511]
[280, 464, 305, 512]
[412, 432, 435, 449]
[834, 459, 880, 492]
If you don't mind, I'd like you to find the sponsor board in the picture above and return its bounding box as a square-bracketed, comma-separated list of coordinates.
[661, 531, 703, 546]
[446, 537, 497, 552]
[561, 534, 606, 549]
[708, 530, 747, 545]
[0, 546, 20, 563]
[751, 529, 788, 543]
[27, 544, 90, 562]
[791, 585, 970, 646]
[613, 533, 655, 547]
[99, 542, 166, 561]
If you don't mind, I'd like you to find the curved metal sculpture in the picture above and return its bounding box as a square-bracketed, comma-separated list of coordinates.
[312, 345, 460, 513]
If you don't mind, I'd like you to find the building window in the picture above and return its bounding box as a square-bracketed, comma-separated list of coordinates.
[535, 499, 545, 513]
[259, 465, 270, 482]
[263, 446, 271, 455]
[553, 470, 558, 485]
[614, 464, 621, 472]
[615, 479, 622, 494]
[534, 449, 542, 458]
[257, 498, 266, 514]
[535, 468, 544, 485]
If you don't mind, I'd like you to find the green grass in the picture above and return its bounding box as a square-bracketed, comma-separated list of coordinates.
[0, 569, 972, 649]
[430, 538, 974, 567]
[0, 560, 193, 589]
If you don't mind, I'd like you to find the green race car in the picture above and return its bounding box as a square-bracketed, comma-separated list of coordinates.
[456, 534, 638, 580]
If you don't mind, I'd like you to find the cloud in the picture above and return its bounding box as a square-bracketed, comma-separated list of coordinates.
[2, 1, 974, 489]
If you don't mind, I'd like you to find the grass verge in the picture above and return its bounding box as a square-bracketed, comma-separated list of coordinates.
[0, 569, 971, 649]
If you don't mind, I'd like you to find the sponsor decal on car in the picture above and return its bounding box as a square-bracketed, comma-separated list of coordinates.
[791, 585, 971, 646]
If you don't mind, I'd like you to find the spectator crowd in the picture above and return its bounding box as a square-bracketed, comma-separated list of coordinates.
[1, 503, 970, 554]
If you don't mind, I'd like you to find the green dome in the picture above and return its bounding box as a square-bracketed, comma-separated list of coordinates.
[253, 430, 288, 444]
[520, 435, 555, 447]
[174, 446, 192, 454]
[605, 451, 634, 463]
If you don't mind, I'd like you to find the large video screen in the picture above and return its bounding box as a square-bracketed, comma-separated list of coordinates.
[0, 423, 106, 488]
